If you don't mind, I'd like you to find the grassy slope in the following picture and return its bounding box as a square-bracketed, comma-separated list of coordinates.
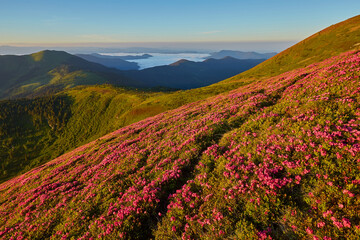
[0, 79, 255, 183]
[1, 49, 360, 239]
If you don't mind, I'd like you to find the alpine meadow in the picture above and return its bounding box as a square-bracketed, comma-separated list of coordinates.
[0, 2, 360, 240]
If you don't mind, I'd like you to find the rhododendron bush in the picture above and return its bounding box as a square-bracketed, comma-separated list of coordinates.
[1, 51, 360, 239]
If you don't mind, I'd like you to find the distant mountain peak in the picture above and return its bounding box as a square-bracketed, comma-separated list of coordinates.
[30, 50, 47, 61]
[203, 56, 237, 63]
[169, 59, 192, 66]
[30, 50, 73, 62]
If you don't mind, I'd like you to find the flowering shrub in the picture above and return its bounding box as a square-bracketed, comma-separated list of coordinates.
[1, 51, 360, 239]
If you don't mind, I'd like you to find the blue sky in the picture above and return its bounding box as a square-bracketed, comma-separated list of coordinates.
[0, 0, 359, 46]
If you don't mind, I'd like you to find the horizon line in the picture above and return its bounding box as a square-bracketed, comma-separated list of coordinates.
[0, 40, 299, 47]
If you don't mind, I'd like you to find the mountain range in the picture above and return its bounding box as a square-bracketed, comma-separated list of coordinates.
[0, 51, 266, 99]
[77, 53, 152, 61]
[0, 15, 360, 239]
[75, 51, 273, 72]
[206, 50, 277, 59]
[122, 57, 265, 89]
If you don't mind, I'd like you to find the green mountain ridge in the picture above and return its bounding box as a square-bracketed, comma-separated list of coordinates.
[0, 50, 138, 99]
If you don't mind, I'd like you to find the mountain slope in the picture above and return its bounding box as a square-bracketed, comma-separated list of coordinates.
[122, 57, 265, 89]
[1, 49, 360, 239]
[0, 50, 139, 99]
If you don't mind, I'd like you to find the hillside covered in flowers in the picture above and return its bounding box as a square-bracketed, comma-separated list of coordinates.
[0, 48, 360, 239]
